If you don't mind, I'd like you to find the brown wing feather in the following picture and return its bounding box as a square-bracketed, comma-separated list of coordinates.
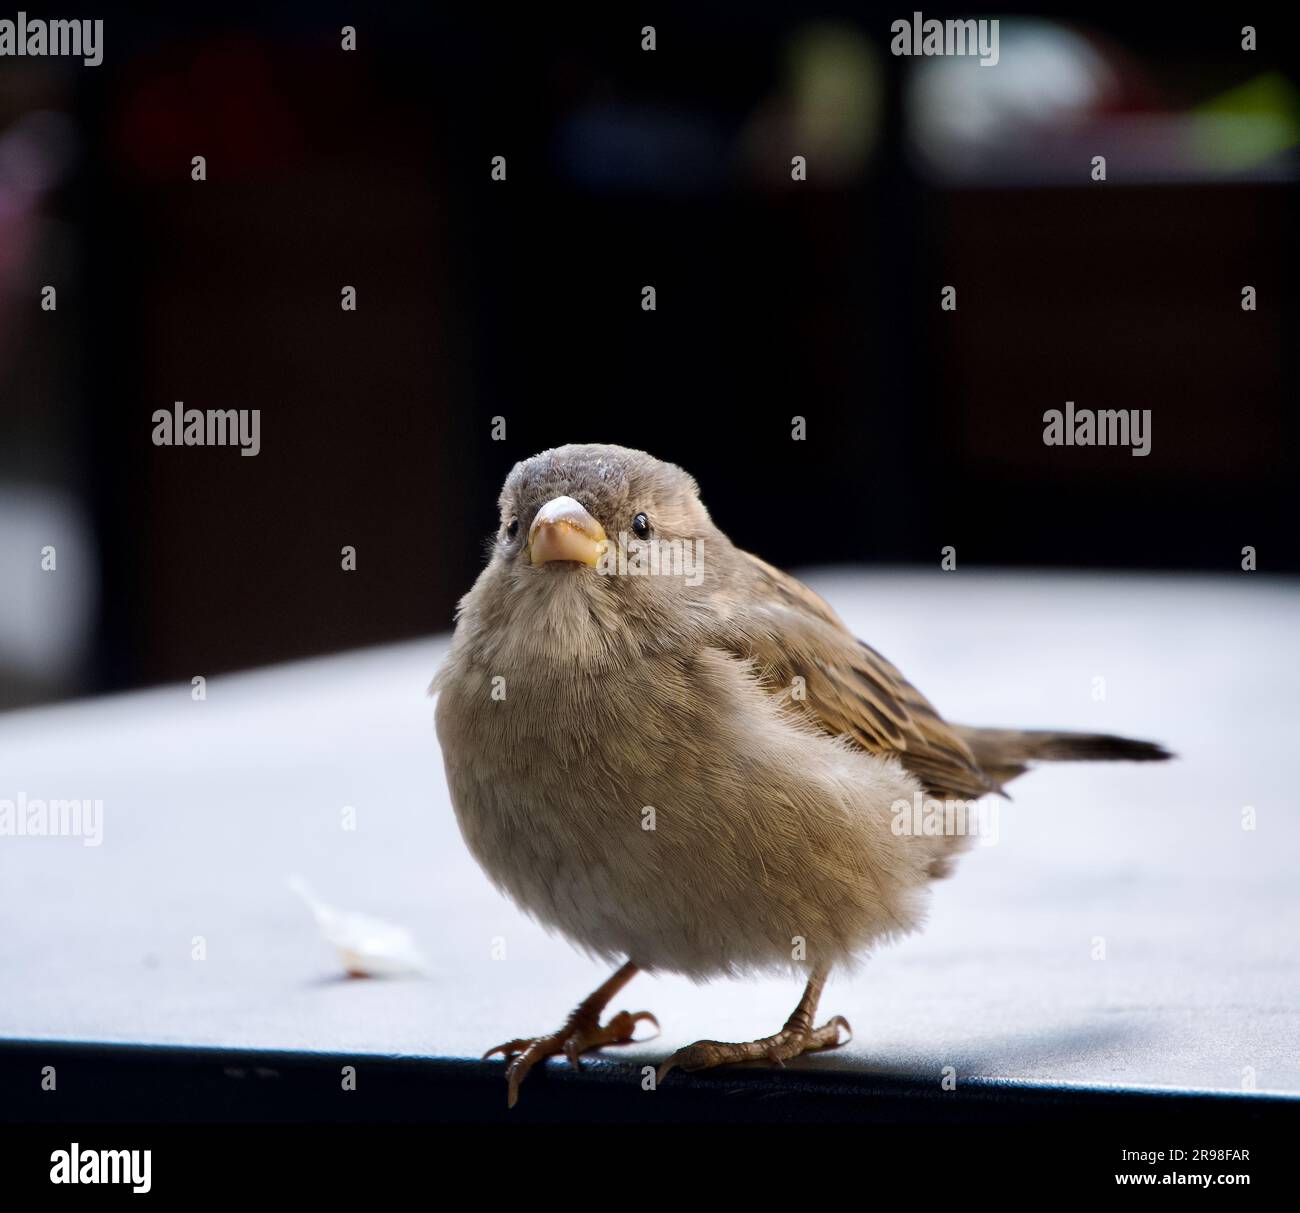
[722, 553, 999, 802]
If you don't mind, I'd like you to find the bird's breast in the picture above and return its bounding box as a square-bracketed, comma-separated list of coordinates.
[433, 642, 936, 977]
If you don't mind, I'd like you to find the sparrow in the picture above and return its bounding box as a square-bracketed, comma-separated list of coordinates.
[432, 443, 1171, 1106]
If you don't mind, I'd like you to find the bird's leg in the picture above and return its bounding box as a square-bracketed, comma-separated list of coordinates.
[482, 960, 659, 1107]
[657, 965, 850, 1082]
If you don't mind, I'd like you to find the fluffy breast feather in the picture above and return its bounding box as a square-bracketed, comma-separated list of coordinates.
[435, 639, 947, 979]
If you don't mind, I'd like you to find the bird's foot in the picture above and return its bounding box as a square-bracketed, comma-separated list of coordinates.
[656, 1014, 852, 1083]
[484, 1008, 660, 1108]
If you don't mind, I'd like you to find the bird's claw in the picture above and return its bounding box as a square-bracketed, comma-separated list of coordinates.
[656, 1014, 852, 1085]
[482, 1038, 532, 1061]
[483, 1009, 660, 1107]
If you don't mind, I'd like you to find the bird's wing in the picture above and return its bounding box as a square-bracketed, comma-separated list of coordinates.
[715, 552, 998, 801]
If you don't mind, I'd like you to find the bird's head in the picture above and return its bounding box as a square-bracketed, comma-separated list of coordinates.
[460, 444, 722, 666]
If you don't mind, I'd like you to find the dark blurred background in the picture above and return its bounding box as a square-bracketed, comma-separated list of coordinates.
[1, 4, 1296, 710]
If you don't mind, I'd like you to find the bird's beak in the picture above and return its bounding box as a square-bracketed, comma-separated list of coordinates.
[528, 496, 608, 567]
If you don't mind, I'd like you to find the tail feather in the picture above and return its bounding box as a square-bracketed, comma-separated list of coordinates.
[952, 726, 1174, 787]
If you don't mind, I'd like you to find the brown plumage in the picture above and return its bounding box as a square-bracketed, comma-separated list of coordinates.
[432, 443, 1172, 1104]
[721, 552, 999, 802]
[725, 553, 1170, 800]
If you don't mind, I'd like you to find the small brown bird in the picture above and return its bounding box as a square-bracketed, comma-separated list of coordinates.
[433, 444, 1170, 1106]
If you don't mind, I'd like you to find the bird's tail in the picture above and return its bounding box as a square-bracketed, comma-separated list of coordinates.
[952, 726, 1174, 788]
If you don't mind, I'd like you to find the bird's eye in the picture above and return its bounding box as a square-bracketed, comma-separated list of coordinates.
[505, 517, 519, 540]
[632, 512, 650, 539]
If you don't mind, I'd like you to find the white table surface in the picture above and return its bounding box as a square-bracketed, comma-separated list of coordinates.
[2, 569, 1297, 1096]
